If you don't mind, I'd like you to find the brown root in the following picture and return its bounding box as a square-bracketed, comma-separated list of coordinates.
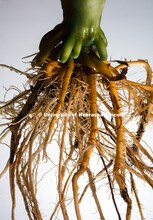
[0, 51, 153, 219]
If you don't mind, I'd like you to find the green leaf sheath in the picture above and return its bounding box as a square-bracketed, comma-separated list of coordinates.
[33, 0, 107, 65]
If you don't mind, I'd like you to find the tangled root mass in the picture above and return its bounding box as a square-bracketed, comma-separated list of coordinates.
[0, 48, 153, 220]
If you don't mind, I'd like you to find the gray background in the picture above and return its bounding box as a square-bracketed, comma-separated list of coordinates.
[0, 0, 153, 219]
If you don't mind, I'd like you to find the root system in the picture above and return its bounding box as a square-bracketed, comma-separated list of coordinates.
[0, 47, 153, 220]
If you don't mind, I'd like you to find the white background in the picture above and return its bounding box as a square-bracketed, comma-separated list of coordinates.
[0, 0, 153, 219]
